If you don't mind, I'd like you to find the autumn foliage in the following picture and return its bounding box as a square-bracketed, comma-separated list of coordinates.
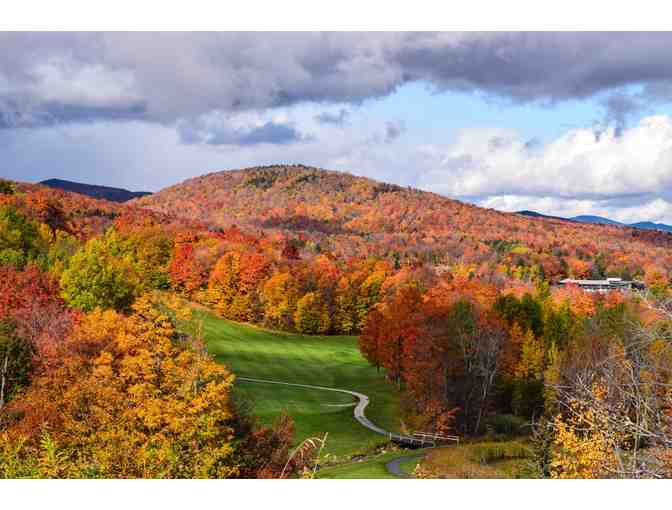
[2, 167, 672, 479]
[0, 296, 295, 478]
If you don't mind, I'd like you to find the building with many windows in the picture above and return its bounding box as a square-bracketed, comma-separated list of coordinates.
[557, 277, 646, 293]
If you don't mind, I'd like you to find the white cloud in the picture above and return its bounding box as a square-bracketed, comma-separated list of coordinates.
[8, 33, 672, 128]
[29, 58, 141, 108]
[414, 115, 672, 223]
[417, 116, 672, 200]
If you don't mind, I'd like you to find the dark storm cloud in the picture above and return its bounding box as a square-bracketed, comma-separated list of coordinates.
[4, 32, 672, 133]
[232, 122, 306, 146]
[314, 108, 350, 125]
[397, 32, 672, 102]
[0, 102, 146, 129]
[177, 117, 307, 146]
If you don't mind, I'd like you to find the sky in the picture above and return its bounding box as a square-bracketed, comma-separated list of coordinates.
[4, 32, 672, 223]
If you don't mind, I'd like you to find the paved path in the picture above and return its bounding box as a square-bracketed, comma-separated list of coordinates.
[385, 454, 423, 478]
[237, 376, 433, 447]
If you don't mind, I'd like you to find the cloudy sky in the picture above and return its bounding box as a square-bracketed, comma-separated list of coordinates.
[4, 32, 672, 223]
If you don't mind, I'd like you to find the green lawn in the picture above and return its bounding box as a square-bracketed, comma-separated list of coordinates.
[316, 450, 424, 479]
[197, 311, 401, 458]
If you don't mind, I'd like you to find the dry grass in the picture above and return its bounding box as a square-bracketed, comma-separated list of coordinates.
[417, 440, 531, 479]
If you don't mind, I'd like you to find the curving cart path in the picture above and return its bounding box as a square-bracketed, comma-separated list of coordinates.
[385, 454, 424, 478]
[237, 376, 433, 448]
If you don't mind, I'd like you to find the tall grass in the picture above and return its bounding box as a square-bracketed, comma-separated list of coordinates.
[419, 439, 532, 479]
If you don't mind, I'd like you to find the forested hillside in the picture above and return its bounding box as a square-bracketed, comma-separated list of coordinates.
[134, 164, 672, 287]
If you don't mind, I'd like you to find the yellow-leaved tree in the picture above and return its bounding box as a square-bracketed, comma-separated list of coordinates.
[549, 383, 620, 479]
[0, 295, 240, 478]
[260, 271, 299, 330]
[294, 292, 330, 334]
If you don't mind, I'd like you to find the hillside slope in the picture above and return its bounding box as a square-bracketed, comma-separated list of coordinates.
[132, 164, 672, 282]
[1, 180, 205, 241]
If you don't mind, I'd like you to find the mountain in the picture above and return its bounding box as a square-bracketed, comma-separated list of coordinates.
[519, 209, 672, 233]
[519, 210, 624, 226]
[570, 215, 624, 226]
[517, 210, 569, 221]
[40, 178, 152, 203]
[630, 221, 672, 233]
[132, 165, 672, 268]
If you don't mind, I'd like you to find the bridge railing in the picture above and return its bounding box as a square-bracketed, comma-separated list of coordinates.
[411, 432, 460, 444]
[387, 431, 460, 447]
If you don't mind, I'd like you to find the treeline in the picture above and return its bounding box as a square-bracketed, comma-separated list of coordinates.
[0, 287, 308, 478]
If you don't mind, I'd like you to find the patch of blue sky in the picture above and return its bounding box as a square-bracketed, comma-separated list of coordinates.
[359, 81, 663, 146]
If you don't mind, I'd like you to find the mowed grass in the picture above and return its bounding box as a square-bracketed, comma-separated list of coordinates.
[198, 312, 400, 457]
[316, 450, 423, 479]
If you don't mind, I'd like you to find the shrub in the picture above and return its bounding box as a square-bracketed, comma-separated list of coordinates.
[469, 441, 530, 465]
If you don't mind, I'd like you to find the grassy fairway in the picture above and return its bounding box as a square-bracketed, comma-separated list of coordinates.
[316, 456, 399, 479]
[198, 311, 400, 458]
[316, 450, 425, 479]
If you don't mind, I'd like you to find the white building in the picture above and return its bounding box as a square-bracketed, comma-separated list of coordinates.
[557, 277, 645, 293]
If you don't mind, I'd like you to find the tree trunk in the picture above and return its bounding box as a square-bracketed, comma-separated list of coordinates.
[474, 379, 488, 435]
[0, 352, 8, 410]
[396, 336, 403, 389]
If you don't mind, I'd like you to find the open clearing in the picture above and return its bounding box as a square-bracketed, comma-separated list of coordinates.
[198, 311, 401, 458]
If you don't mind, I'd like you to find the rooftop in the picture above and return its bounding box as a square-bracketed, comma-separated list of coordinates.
[557, 278, 645, 291]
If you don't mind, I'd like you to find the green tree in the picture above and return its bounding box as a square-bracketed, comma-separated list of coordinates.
[543, 303, 575, 349]
[60, 232, 142, 312]
[0, 206, 39, 269]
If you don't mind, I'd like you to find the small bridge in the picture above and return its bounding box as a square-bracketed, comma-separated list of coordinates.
[385, 431, 460, 448]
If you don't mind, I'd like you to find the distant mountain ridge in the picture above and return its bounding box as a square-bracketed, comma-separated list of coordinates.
[517, 210, 568, 222]
[518, 210, 672, 233]
[630, 221, 672, 233]
[40, 178, 152, 203]
[571, 215, 623, 226]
